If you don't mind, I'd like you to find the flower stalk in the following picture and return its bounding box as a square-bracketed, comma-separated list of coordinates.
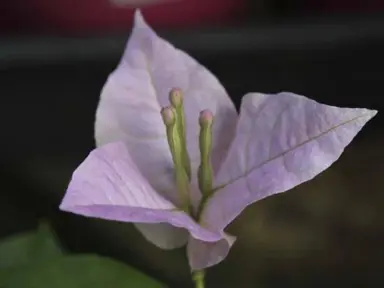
[192, 270, 205, 288]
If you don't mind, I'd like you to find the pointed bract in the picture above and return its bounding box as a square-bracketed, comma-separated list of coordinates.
[188, 92, 376, 269]
[95, 10, 237, 190]
[187, 233, 236, 271]
[94, 10, 237, 247]
[201, 92, 377, 234]
[60, 142, 223, 243]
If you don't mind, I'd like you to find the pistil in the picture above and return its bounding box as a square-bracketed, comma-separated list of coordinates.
[197, 110, 214, 198]
[169, 88, 192, 181]
[161, 106, 191, 213]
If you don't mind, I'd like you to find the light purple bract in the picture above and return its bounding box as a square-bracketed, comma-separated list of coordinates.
[60, 10, 377, 271]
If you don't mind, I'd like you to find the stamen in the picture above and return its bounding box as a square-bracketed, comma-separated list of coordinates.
[198, 109, 214, 197]
[161, 106, 191, 213]
[160, 106, 175, 126]
[169, 88, 191, 181]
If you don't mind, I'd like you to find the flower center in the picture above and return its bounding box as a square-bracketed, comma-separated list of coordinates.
[161, 88, 214, 217]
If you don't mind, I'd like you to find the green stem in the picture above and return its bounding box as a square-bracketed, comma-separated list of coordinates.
[192, 270, 205, 288]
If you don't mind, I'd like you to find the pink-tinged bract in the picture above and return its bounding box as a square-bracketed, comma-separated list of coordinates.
[189, 92, 376, 270]
[60, 142, 223, 243]
[94, 10, 237, 249]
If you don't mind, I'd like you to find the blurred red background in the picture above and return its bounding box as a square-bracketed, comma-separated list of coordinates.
[1, 0, 384, 35]
[0, 0, 246, 34]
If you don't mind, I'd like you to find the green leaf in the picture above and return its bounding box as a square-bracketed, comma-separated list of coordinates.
[5, 255, 167, 288]
[0, 222, 62, 270]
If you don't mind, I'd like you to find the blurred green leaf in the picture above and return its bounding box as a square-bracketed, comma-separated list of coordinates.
[0, 223, 166, 287]
[5, 255, 166, 288]
[0, 222, 62, 269]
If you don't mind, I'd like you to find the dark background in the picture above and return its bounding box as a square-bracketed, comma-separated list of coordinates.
[1, 0, 383, 287]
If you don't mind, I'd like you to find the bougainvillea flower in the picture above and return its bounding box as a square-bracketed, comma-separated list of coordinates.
[60, 10, 377, 271]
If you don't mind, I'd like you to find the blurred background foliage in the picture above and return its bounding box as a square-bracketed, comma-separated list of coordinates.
[0, 0, 383, 287]
[0, 224, 165, 287]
